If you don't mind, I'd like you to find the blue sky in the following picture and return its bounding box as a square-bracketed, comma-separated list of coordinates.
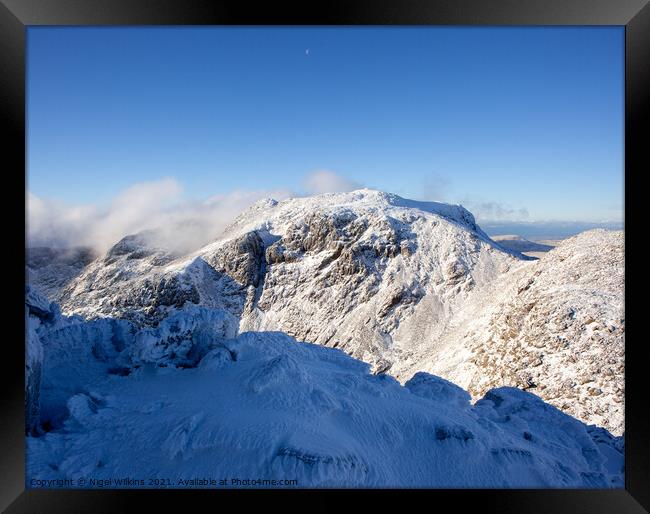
[27, 26, 623, 223]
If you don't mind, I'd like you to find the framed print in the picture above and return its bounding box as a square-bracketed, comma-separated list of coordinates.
[2, 0, 648, 512]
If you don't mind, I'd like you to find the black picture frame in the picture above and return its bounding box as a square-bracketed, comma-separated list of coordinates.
[2, 1, 648, 512]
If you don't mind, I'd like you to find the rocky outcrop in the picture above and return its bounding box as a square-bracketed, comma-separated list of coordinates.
[130, 305, 238, 367]
[466, 230, 625, 435]
[46, 191, 624, 435]
[203, 231, 265, 288]
[412, 229, 625, 435]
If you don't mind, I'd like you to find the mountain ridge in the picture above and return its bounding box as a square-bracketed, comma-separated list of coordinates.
[28, 189, 624, 435]
[58, 189, 525, 367]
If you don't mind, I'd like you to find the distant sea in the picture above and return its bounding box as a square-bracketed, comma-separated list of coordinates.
[482, 221, 624, 241]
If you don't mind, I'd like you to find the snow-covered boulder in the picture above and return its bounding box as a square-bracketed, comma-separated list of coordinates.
[131, 305, 238, 367]
[38, 316, 136, 431]
[27, 314, 624, 488]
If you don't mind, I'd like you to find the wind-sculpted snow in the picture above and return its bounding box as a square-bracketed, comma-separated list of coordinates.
[26, 286, 48, 435]
[26, 299, 623, 488]
[30, 310, 136, 433]
[131, 305, 238, 367]
[36, 190, 623, 435]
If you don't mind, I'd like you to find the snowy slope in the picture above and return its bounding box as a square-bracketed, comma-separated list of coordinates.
[27, 247, 97, 301]
[26, 293, 623, 488]
[50, 191, 624, 435]
[406, 230, 625, 435]
[59, 189, 525, 369]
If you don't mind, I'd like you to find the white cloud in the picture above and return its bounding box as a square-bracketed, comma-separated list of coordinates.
[461, 200, 530, 222]
[27, 178, 293, 254]
[302, 170, 361, 195]
[91, 178, 183, 251]
[27, 192, 100, 249]
[28, 169, 531, 255]
[146, 187, 293, 253]
[29, 170, 364, 255]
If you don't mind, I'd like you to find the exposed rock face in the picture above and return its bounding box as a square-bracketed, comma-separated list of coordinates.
[468, 230, 624, 435]
[202, 231, 265, 314]
[251, 208, 430, 357]
[203, 231, 265, 287]
[48, 190, 624, 434]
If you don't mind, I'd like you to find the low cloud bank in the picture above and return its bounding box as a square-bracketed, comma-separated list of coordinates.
[36, 169, 603, 251]
[27, 178, 293, 254]
[27, 169, 364, 255]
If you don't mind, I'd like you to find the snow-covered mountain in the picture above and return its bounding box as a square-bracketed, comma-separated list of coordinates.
[59, 189, 525, 365]
[27, 246, 97, 301]
[26, 288, 623, 488]
[36, 190, 624, 435]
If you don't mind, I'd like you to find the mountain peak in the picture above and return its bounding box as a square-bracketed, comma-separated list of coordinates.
[226, 189, 484, 246]
[31, 193, 624, 437]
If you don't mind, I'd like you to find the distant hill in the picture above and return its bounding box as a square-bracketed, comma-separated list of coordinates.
[491, 234, 555, 255]
[483, 221, 623, 241]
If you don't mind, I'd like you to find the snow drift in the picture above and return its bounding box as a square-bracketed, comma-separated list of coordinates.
[26, 290, 623, 488]
[44, 190, 624, 435]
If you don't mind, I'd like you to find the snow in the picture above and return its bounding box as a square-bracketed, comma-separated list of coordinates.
[26, 285, 55, 320]
[26, 292, 623, 488]
[26, 247, 96, 302]
[411, 229, 625, 435]
[130, 305, 238, 367]
[31, 190, 624, 439]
